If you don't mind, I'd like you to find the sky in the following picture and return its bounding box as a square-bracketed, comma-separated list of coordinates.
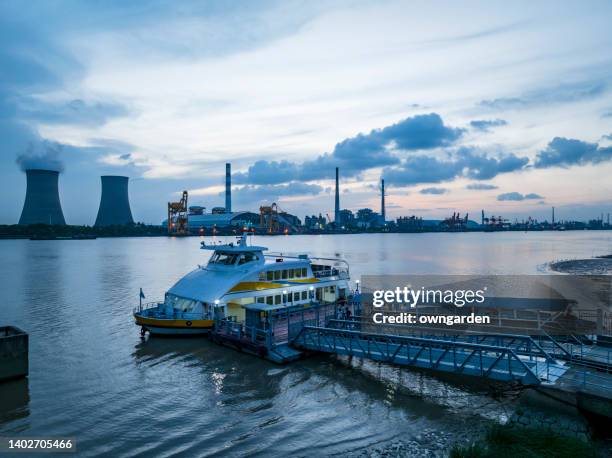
[1, 0, 611, 225]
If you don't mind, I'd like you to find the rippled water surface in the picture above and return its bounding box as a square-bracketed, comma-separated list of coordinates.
[1, 232, 611, 456]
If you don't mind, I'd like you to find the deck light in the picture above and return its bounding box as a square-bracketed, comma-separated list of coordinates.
[214, 299, 220, 305]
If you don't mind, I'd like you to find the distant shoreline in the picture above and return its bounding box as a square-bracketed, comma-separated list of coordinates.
[1, 224, 612, 239]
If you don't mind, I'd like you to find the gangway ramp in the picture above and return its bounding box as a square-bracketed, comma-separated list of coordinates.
[292, 326, 566, 385]
[327, 319, 558, 362]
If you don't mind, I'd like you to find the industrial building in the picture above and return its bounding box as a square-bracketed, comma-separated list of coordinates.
[19, 169, 66, 225]
[176, 162, 260, 233]
[187, 211, 260, 231]
[94, 175, 134, 226]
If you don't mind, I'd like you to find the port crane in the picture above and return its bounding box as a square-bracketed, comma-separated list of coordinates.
[167, 191, 188, 235]
[259, 203, 280, 234]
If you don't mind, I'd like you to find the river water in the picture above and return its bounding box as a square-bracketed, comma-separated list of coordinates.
[1, 232, 611, 456]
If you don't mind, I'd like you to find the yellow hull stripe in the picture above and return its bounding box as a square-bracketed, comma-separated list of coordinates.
[229, 279, 320, 293]
[135, 315, 214, 329]
[229, 281, 285, 292]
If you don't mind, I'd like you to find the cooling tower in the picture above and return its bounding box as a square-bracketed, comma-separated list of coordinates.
[94, 175, 134, 226]
[19, 169, 66, 225]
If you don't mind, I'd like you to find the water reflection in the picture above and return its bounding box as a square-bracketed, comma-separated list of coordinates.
[0, 378, 30, 423]
[21, 241, 67, 334]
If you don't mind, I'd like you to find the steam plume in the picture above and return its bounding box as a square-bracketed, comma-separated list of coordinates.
[16, 142, 65, 172]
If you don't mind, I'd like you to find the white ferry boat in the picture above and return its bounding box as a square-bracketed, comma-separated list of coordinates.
[134, 232, 353, 336]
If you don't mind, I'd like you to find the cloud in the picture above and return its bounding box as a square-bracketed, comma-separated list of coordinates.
[377, 113, 464, 150]
[17, 98, 130, 126]
[534, 137, 612, 168]
[235, 113, 463, 184]
[420, 187, 448, 195]
[383, 147, 528, 186]
[479, 81, 606, 110]
[497, 192, 543, 201]
[469, 119, 507, 131]
[466, 183, 498, 190]
[230, 182, 323, 204]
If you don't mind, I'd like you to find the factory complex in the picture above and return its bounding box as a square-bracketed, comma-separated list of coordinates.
[12, 163, 612, 235]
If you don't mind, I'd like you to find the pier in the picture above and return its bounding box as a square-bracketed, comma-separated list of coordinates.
[210, 301, 612, 417]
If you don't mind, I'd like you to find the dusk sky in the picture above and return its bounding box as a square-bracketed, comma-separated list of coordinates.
[1, 0, 611, 225]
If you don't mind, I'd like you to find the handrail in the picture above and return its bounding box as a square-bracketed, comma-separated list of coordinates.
[133, 301, 162, 314]
[296, 326, 539, 369]
[264, 253, 350, 271]
[134, 302, 211, 320]
[293, 325, 540, 384]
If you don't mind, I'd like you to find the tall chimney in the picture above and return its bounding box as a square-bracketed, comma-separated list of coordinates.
[381, 178, 385, 222]
[225, 163, 232, 213]
[94, 176, 134, 226]
[334, 167, 340, 225]
[481, 209, 485, 225]
[19, 169, 66, 225]
[552, 206, 555, 226]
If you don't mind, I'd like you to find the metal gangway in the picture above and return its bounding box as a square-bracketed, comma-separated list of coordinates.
[326, 319, 612, 373]
[292, 325, 569, 386]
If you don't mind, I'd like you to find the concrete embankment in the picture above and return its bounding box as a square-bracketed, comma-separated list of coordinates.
[0, 326, 28, 382]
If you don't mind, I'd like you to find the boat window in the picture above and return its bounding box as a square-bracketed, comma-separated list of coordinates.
[301, 291, 308, 300]
[287, 269, 293, 279]
[294, 268, 301, 278]
[165, 294, 198, 312]
[293, 292, 300, 301]
[282, 270, 288, 279]
[210, 252, 239, 265]
[238, 252, 256, 265]
[257, 297, 265, 303]
[274, 270, 281, 280]
[301, 267, 307, 277]
[259, 272, 266, 281]
[266, 271, 274, 281]
[274, 295, 281, 305]
[266, 296, 273, 305]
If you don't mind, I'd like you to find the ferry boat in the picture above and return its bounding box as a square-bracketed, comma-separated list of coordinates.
[134, 232, 353, 336]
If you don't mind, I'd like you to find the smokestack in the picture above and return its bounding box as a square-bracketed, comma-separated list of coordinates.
[334, 167, 340, 225]
[94, 176, 134, 226]
[481, 210, 485, 225]
[381, 178, 385, 222]
[552, 206, 555, 226]
[225, 163, 231, 213]
[19, 169, 66, 225]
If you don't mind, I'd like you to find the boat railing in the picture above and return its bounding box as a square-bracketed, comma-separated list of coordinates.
[134, 302, 211, 320]
[313, 268, 349, 279]
[133, 301, 161, 314]
[215, 318, 271, 345]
